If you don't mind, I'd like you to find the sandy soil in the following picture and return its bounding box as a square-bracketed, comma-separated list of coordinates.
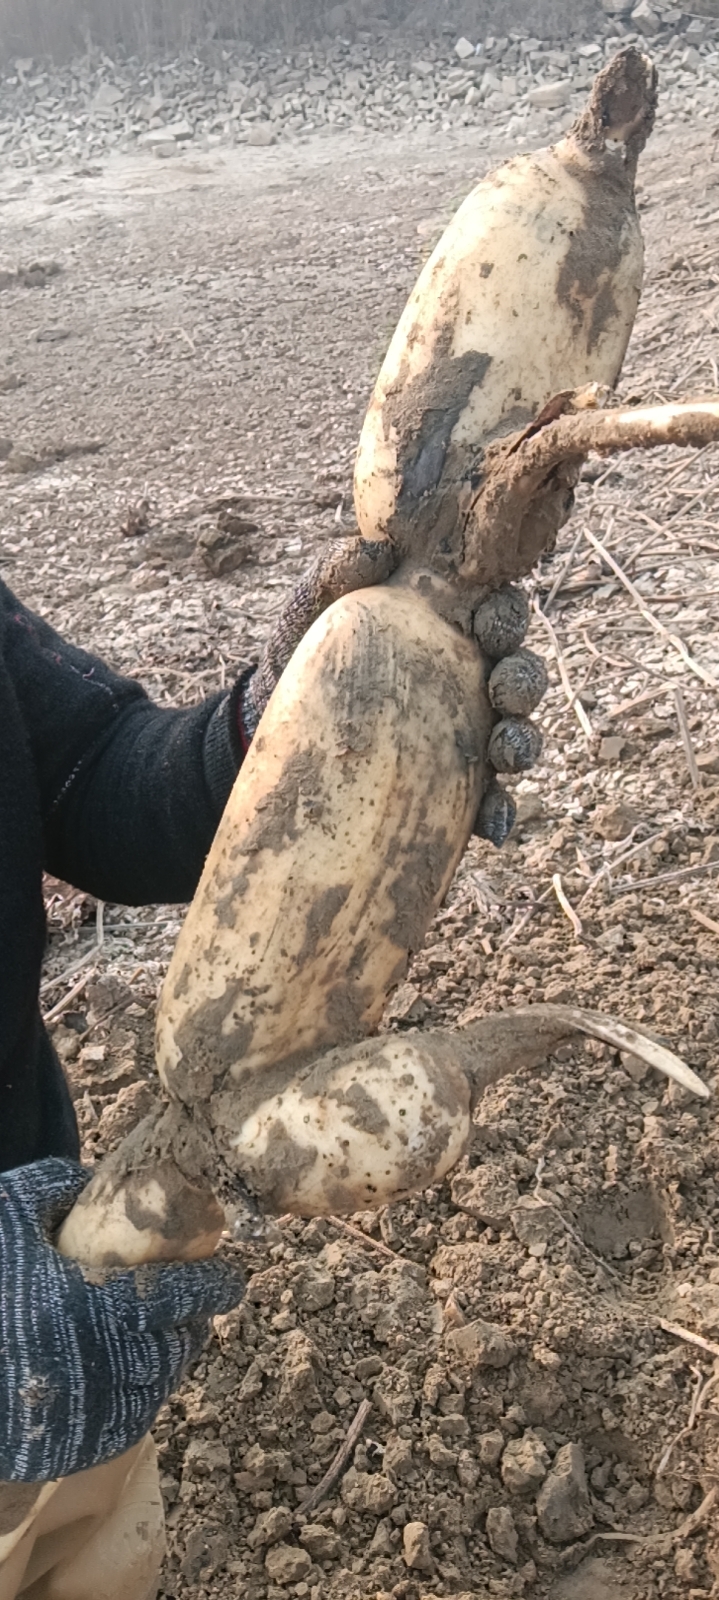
[2, 98, 719, 1600]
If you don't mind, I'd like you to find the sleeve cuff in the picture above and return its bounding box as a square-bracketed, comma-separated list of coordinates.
[202, 667, 258, 815]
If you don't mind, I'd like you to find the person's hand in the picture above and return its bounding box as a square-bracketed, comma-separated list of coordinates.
[0, 1159, 244, 1483]
[472, 585, 548, 847]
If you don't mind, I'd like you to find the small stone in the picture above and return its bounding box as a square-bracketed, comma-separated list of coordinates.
[457, 1448, 480, 1489]
[299, 1524, 341, 1561]
[385, 981, 427, 1024]
[621, 1051, 648, 1083]
[182, 1439, 231, 1479]
[593, 800, 637, 841]
[402, 1520, 433, 1572]
[510, 1196, 561, 1251]
[428, 1433, 457, 1469]
[527, 81, 572, 109]
[341, 1468, 397, 1515]
[247, 123, 276, 146]
[450, 1163, 519, 1227]
[478, 1430, 505, 1469]
[383, 1432, 414, 1480]
[264, 1544, 312, 1584]
[602, 0, 634, 12]
[310, 1410, 335, 1436]
[697, 748, 719, 775]
[292, 1264, 335, 1311]
[248, 1506, 293, 1549]
[455, 36, 475, 59]
[486, 1505, 519, 1563]
[97, 1082, 157, 1146]
[501, 1434, 550, 1495]
[631, 0, 662, 33]
[515, 790, 544, 826]
[153, 141, 178, 160]
[445, 1319, 516, 1370]
[598, 735, 627, 765]
[536, 1442, 594, 1543]
[675, 1545, 701, 1582]
[196, 520, 257, 576]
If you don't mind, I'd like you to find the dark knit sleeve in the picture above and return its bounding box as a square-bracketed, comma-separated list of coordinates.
[3, 586, 246, 905]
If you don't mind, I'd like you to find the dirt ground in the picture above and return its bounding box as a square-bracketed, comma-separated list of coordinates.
[2, 88, 719, 1600]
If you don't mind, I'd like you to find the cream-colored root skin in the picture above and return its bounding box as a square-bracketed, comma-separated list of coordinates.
[230, 1033, 472, 1216]
[156, 584, 492, 1127]
[354, 140, 643, 551]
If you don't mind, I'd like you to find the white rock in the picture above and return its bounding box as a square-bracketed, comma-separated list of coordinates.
[138, 127, 175, 147]
[502, 75, 519, 99]
[602, 0, 634, 13]
[455, 37, 475, 60]
[246, 124, 275, 147]
[631, 0, 662, 35]
[90, 84, 123, 111]
[142, 118, 192, 143]
[527, 80, 572, 108]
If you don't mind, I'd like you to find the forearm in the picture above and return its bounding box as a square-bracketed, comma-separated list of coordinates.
[44, 688, 243, 904]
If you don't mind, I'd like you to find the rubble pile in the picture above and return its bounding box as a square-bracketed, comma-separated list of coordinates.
[0, 2, 717, 167]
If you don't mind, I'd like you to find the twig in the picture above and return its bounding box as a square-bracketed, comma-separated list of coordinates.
[613, 860, 719, 898]
[689, 907, 719, 936]
[659, 1319, 719, 1361]
[43, 968, 96, 1027]
[499, 885, 554, 947]
[552, 873, 583, 938]
[540, 528, 584, 611]
[576, 832, 665, 910]
[294, 1399, 372, 1521]
[328, 1216, 402, 1263]
[584, 527, 719, 692]
[657, 1366, 719, 1476]
[605, 683, 673, 721]
[42, 902, 106, 1006]
[572, 1530, 644, 1556]
[41, 941, 102, 997]
[532, 597, 593, 739]
[675, 1486, 718, 1541]
[674, 686, 700, 789]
